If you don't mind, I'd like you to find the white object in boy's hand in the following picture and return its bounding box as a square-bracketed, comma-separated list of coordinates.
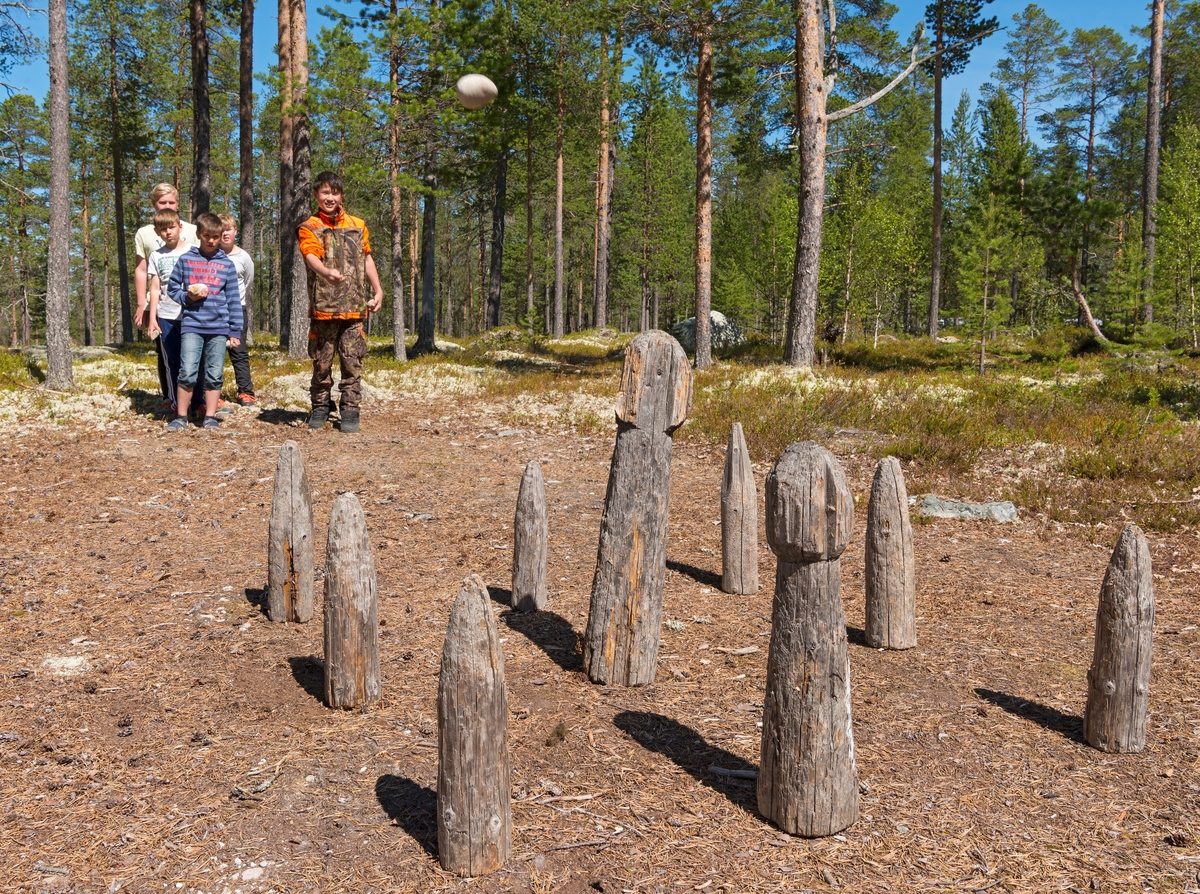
[187, 283, 209, 300]
[456, 73, 497, 110]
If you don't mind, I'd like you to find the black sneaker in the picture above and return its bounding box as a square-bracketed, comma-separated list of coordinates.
[308, 404, 331, 429]
[339, 410, 360, 434]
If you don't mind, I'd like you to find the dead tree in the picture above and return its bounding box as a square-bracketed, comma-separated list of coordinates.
[438, 574, 511, 876]
[721, 422, 758, 594]
[267, 440, 314, 622]
[323, 492, 379, 709]
[583, 331, 692, 686]
[759, 441, 858, 837]
[512, 459, 548, 611]
[864, 456, 916, 649]
[1085, 524, 1154, 753]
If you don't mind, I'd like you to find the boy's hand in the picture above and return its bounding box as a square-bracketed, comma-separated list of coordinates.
[368, 292, 383, 313]
[135, 306, 148, 329]
[228, 337, 241, 348]
[323, 268, 345, 284]
[187, 283, 209, 301]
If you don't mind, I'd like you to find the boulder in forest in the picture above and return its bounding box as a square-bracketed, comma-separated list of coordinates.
[670, 311, 746, 352]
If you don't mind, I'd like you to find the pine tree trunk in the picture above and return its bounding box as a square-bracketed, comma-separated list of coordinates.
[486, 148, 507, 330]
[190, 0, 211, 217]
[45, 0, 73, 390]
[109, 33, 132, 345]
[783, 0, 825, 367]
[278, 0, 295, 350]
[287, 0, 311, 358]
[525, 71, 535, 332]
[593, 33, 611, 330]
[1141, 0, 1164, 318]
[239, 0, 255, 338]
[81, 159, 95, 347]
[928, 13, 944, 339]
[553, 73, 565, 339]
[415, 173, 438, 352]
[389, 4, 407, 360]
[693, 27, 713, 369]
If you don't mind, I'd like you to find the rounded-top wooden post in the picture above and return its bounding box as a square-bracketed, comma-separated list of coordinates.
[759, 441, 859, 838]
[721, 422, 758, 595]
[512, 459, 548, 612]
[323, 492, 380, 710]
[583, 331, 692, 686]
[438, 574, 511, 876]
[1085, 524, 1154, 753]
[267, 440, 314, 622]
[864, 456, 916, 649]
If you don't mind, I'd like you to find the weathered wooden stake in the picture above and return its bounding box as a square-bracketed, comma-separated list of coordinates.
[438, 573, 511, 876]
[322, 492, 379, 710]
[759, 441, 859, 838]
[512, 460, 548, 611]
[267, 440, 314, 622]
[1084, 524, 1154, 753]
[583, 330, 692, 686]
[721, 422, 759, 595]
[864, 456, 916, 649]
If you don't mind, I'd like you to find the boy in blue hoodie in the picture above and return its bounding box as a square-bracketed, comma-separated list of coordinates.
[165, 212, 243, 431]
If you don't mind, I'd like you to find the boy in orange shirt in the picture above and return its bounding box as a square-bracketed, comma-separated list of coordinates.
[297, 171, 383, 433]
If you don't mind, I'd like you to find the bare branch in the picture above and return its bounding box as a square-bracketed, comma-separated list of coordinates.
[827, 22, 924, 123]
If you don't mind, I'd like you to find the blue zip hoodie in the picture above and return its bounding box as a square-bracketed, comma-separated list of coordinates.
[167, 247, 244, 337]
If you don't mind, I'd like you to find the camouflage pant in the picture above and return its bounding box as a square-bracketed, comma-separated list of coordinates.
[309, 319, 367, 412]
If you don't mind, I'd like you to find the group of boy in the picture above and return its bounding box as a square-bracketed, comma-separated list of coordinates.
[134, 183, 256, 430]
[134, 171, 382, 434]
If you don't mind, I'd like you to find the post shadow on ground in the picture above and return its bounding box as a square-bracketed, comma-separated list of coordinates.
[487, 585, 583, 673]
[612, 711, 758, 811]
[845, 625, 868, 648]
[666, 559, 722, 590]
[975, 688, 1084, 743]
[256, 408, 310, 426]
[375, 775, 438, 857]
[244, 587, 268, 614]
[287, 656, 325, 704]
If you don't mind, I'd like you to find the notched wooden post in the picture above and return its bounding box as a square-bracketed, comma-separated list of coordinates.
[583, 330, 692, 686]
[438, 573, 511, 876]
[267, 440, 314, 622]
[322, 492, 380, 710]
[512, 460, 548, 611]
[1085, 524, 1154, 753]
[864, 456, 916, 649]
[721, 422, 758, 595]
[758, 441, 859, 838]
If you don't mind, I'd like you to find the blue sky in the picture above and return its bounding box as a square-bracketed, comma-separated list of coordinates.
[10, 0, 1150, 113]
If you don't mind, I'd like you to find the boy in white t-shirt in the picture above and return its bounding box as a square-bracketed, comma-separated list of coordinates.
[146, 209, 190, 418]
[218, 213, 256, 406]
[134, 183, 198, 415]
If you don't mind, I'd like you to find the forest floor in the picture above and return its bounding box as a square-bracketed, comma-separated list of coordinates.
[2, 333, 1199, 894]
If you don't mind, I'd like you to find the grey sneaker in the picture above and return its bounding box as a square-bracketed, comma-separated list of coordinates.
[167, 416, 188, 432]
[214, 398, 234, 420]
[202, 416, 220, 429]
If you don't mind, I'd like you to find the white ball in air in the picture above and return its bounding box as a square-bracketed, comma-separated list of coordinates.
[456, 73, 498, 110]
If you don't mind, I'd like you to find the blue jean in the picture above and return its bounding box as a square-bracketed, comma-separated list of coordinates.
[157, 317, 182, 407]
[177, 331, 227, 391]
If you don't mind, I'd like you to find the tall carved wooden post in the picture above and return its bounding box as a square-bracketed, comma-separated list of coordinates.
[721, 422, 758, 594]
[512, 460, 548, 612]
[1085, 524, 1154, 753]
[583, 331, 692, 686]
[323, 493, 380, 709]
[267, 440, 314, 622]
[864, 456, 916, 649]
[438, 574, 511, 876]
[759, 441, 859, 837]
